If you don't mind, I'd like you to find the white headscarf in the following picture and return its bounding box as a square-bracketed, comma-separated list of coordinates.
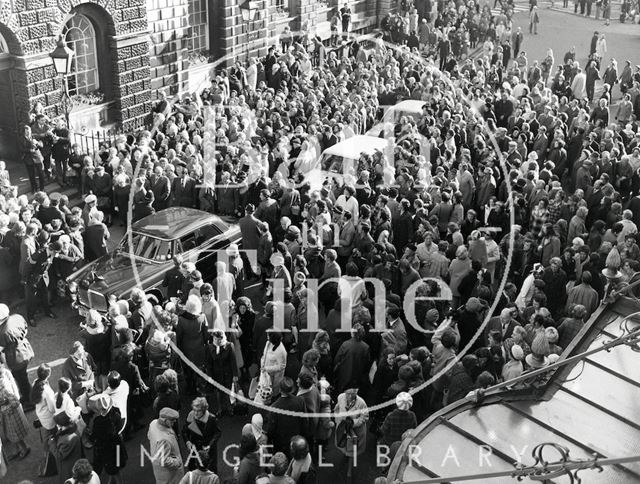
[395, 392, 413, 411]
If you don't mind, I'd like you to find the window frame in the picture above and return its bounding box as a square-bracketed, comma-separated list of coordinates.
[63, 14, 100, 96]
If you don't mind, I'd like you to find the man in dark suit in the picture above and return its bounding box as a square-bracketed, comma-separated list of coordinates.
[149, 166, 171, 211]
[391, 199, 414, 255]
[485, 307, 520, 346]
[170, 162, 197, 208]
[239, 204, 261, 251]
[266, 377, 307, 456]
[254, 188, 280, 234]
[297, 372, 321, 446]
[532, 126, 549, 162]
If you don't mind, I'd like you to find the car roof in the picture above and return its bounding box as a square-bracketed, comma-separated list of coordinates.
[321, 135, 389, 159]
[131, 208, 230, 240]
[384, 100, 426, 115]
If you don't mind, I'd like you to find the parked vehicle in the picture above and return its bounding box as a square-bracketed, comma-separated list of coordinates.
[67, 207, 241, 315]
[305, 135, 391, 190]
[366, 100, 427, 137]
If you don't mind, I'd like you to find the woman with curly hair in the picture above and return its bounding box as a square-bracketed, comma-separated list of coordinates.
[312, 330, 332, 381]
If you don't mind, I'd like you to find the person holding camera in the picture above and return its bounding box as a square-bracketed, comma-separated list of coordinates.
[19, 124, 46, 194]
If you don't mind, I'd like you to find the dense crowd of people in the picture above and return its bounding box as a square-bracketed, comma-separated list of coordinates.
[1, 0, 640, 483]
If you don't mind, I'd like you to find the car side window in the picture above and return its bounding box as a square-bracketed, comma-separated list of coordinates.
[179, 234, 197, 252]
[178, 224, 222, 253]
[194, 224, 222, 246]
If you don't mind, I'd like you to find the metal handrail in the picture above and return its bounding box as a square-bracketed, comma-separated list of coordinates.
[411, 453, 640, 484]
[470, 311, 640, 401]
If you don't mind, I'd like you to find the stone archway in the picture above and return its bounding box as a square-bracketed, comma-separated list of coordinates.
[0, 25, 23, 160]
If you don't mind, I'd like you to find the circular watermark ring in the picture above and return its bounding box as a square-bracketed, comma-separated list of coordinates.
[123, 30, 515, 419]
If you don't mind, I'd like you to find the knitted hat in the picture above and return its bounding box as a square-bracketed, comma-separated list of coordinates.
[526, 332, 550, 369]
[510, 344, 524, 361]
[395, 392, 413, 411]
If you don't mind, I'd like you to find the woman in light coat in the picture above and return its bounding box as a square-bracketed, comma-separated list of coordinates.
[260, 331, 287, 399]
[334, 388, 369, 457]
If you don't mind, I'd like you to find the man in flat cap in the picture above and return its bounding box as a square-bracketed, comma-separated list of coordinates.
[147, 407, 184, 483]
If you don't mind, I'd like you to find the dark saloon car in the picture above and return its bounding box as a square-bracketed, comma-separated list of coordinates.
[67, 208, 241, 315]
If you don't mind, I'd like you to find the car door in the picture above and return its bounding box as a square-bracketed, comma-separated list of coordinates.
[177, 223, 229, 282]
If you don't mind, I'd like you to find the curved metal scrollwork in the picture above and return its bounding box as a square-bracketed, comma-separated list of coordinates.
[512, 443, 603, 483]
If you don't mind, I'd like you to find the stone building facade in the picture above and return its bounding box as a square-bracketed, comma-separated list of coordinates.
[0, 0, 384, 158]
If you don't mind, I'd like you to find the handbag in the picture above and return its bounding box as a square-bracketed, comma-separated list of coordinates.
[230, 381, 238, 406]
[14, 339, 35, 366]
[248, 376, 260, 399]
[254, 370, 272, 405]
[39, 450, 58, 477]
[234, 387, 248, 416]
[368, 360, 378, 384]
[97, 196, 111, 209]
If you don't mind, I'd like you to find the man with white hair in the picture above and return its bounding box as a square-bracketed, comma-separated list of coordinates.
[485, 307, 520, 346]
[617, 209, 638, 245]
[149, 165, 171, 211]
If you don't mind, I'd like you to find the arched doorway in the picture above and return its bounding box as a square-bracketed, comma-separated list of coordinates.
[0, 27, 20, 160]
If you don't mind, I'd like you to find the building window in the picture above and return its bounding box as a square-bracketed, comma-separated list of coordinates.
[188, 0, 208, 54]
[63, 14, 99, 95]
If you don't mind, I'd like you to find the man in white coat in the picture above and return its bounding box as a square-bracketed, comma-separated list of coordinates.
[148, 407, 184, 484]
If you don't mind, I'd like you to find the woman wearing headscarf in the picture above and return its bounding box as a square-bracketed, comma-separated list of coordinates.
[448, 245, 472, 308]
[176, 295, 208, 395]
[84, 210, 110, 261]
[183, 397, 221, 472]
[205, 329, 239, 416]
[502, 344, 525, 381]
[235, 297, 256, 379]
[0, 361, 31, 460]
[80, 309, 111, 391]
[260, 331, 287, 399]
[380, 392, 417, 447]
[241, 413, 268, 446]
[334, 388, 369, 460]
[91, 394, 127, 484]
[49, 405, 83, 484]
[226, 244, 246, 298]
[214, 261, 235, 314]
[200, 283, 225, 332]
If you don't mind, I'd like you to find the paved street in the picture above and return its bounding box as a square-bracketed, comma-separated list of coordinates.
[3, 5, 640, 483]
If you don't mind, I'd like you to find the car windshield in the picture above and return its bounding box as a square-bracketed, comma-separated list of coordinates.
[393, 110, 422, 124]
[119, 233, 173, 262]
[320, 154, 356, 176]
